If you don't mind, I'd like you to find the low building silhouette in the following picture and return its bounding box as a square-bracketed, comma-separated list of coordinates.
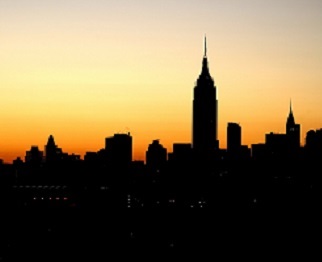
[45, 135, 63, 163]
[146, 139, 167, 174]
[105, 132, 132, 168]
[25, 146, 43, 166]
[304, 128, 322, 159]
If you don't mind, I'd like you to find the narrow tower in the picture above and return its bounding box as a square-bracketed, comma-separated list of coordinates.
[286, 100, 300, 150]
[192, 36, 218, 156]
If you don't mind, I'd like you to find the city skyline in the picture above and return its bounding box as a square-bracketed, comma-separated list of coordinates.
[1, 0, 322, 163]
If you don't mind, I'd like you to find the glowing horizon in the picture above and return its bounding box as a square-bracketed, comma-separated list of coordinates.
[1, 0, 322, 163]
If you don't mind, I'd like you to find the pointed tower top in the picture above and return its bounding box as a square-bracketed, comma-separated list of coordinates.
[47, 135, 56, 146]
[204, 34, 207, 58]
[199, 35, 213, 81]
[287, 100, 295, 126]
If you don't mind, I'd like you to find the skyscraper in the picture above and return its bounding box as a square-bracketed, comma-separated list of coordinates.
[286, 101, 300, 150]
[192, 37, 218, 156]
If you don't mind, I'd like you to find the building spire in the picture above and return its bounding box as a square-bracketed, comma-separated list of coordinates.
[287, 99, 295, 126]
[200, 35, 212, 80]
[204, 34, 207, 58]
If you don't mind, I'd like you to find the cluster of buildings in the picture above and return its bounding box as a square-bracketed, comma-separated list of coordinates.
[2, 37, 322, 173]
[0, 38, 321, 212]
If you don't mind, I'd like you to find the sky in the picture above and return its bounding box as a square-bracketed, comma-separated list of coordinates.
[1, 0, 322, 163]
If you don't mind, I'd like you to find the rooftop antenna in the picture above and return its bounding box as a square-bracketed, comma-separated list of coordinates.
[204, 34, 207, 57]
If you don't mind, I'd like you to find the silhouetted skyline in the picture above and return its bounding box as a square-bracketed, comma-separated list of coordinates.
[1, 39, 321, 166]
[1, 1, 322, 163]
[1, 2, 321, 259]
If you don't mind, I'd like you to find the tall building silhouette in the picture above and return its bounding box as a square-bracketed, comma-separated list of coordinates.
[286, 101, 300, 150]
[192, 37, 218, 156]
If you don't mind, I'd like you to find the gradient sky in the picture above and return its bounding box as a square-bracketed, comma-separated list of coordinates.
[1, 0, 322, 163]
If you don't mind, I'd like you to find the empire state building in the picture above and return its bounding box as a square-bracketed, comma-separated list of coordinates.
[192, 37, 218, 155]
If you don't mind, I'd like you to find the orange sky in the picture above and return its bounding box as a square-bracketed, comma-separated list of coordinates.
[1, 1, 322, 163]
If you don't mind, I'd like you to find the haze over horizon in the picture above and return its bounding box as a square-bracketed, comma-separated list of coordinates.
[1, 0, 322, 163]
